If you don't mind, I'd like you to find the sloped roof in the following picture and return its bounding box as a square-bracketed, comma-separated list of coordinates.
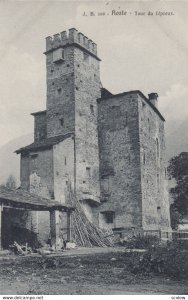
[31, 110, 46, 116]
[15, 133, 74, 154]
[0, 186, 74, 211]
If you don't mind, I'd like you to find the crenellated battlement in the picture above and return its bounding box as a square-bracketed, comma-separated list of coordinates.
[45, 28, 98, 56]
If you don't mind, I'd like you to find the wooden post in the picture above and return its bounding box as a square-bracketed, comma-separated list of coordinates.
[67, 210, 71, 242]
[159, 229, 161, 240]
[0, 202, 3, 250]
[50, 210, 59, 249]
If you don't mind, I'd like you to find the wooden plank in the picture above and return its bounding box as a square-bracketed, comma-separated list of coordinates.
[0, 202, 3, 250]
[67, 211, 71, 242]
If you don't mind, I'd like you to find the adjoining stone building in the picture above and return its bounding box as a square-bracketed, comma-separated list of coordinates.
[16, 28, 171, 242]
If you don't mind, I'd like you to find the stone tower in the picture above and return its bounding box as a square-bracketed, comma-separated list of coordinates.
[96, 91, 171, 233]
[45, 28, 101, 220]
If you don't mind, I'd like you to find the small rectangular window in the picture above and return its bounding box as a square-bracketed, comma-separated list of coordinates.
[59, 118, 64, 126]
[102, 211, 114, 224]
[30, 153, 38, 159]
[83, 52, 89, 63]
[86, 167, 91, 178]
[143, 152, 146, 164]
[57, 88, 62, 94]
[90, 104, 94, 115]
[157, 173, 160, 191]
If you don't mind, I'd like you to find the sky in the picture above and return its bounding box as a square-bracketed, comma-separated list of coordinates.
[0, 0, 188, 148]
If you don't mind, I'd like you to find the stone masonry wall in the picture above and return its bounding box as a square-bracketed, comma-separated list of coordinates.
[138, 96, 171, 230]
[33, 112, 47, 142]
[20, 149, 54, 242]
[74, 47, 101, 210]
[96, 93, 142, 229]
[46, 47, 75, 138]
[53, 137, 75, 204]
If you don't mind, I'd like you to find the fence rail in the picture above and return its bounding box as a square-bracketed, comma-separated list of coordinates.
[143, 230, 188, 240]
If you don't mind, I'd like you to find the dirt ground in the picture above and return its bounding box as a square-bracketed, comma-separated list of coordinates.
[0, 247, 188, 295]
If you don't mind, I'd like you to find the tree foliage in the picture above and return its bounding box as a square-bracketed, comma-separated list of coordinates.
[168, 152, 188, 228]
[0, 174, 17, 189]
[6, 174, 17, 189]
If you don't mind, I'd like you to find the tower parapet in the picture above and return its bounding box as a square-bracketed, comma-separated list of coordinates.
[45, 28, 98, 57]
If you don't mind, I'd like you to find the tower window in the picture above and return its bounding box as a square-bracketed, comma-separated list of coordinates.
[59, 118, 64, 126]
[30, 153, 38, 159]
[57, 88, 62, 94]
[156, 138, 160, 159]
[83, 52, 89, 63]
[143, 152, 146, 164]
[64, 157, 67, 165]
[86, 167, 91, 178]
[90, 104, 94, 115]
[157, 173, 160, 191]
[53, 48, 64, 63]
[101, 211, 114, 224]
[106, 212, 114, 224]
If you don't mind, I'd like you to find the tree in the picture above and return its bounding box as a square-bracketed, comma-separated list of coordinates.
[0, 174, 17, 189]
[168, 152, 188, 229]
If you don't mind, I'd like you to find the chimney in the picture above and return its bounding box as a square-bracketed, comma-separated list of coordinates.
[148, 93, 158, 108]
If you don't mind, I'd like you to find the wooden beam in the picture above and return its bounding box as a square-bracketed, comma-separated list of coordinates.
[0, 202, 3, 250]
[50, 210, 60, 249]
[0, 199, 72, 212]
[67, 211, 72, 242]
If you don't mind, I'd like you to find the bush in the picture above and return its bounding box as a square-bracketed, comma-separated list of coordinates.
[129, 241, 188, 279]
[123, 234, 160, 249]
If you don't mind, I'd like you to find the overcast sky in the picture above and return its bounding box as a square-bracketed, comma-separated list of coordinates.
[0, 1, 188, 148]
